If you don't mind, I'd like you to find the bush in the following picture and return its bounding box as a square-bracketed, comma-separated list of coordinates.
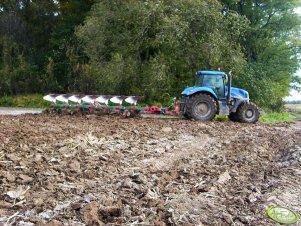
[259, 112, 293, 123]
[0, 95, 50, 108]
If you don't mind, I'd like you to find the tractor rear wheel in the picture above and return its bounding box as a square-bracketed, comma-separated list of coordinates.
[187, 93, 217, 121]
[237, 102, 259, 123]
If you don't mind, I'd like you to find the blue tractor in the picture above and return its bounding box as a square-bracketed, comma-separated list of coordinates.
[181, 70, 262, 123]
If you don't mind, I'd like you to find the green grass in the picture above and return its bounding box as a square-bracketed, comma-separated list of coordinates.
[0, 94, 50, 108]
[259, 112, 293, 123]
[215, 115, 229, 121]
[215, 112, 293, 123]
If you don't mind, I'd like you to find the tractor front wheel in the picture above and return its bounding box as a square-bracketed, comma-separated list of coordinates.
[237, 102, 259, 123]
[187, 94, 217, 121]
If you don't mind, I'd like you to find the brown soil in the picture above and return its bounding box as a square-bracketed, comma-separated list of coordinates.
[0, 114, 300, 225]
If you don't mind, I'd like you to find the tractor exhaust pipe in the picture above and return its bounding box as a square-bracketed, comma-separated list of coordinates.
[227, 72, 232, 104]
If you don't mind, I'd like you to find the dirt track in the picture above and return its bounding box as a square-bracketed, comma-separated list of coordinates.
[0, 114, 300, 225]
[0, 108, 42, 116]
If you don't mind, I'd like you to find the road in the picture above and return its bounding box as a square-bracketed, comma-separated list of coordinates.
[0, 107, 42, 115]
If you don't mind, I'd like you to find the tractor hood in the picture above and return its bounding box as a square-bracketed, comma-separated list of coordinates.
[227, 87, 249, 100]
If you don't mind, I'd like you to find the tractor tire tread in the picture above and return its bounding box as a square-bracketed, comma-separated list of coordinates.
[237, 102, 259, 123]
[187, 93, 217, 121]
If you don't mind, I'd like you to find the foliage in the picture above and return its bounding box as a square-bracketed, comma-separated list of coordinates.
[0, 94, 50, 108]
[259, 112, 293, 123]
[0, 36, 42, 95]
[0, 0, 93, 95]
[221, 0, 301, 109]
[76, 0, 248, 101]
[214, 115, 229, 122]
[0, 0, 300, 111]
[0, 0, 57, 95]
[214, 111, 294, 123]
[48, 0, 95, 92]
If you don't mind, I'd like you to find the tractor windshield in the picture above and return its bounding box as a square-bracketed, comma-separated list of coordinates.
[195, 74, 202, 87]
[196, 74, 225, 98]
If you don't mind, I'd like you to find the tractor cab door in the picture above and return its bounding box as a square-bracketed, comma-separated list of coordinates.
[200, 75, 225, 99]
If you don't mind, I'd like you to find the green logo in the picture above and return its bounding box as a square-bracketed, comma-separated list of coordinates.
[267, 206, 299, 224]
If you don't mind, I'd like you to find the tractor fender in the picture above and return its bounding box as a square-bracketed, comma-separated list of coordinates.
[181, 87, 217, 99]
[181, 87, 218, 115]
[231, 99, 247, 113]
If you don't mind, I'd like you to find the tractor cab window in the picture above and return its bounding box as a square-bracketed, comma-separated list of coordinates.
[201, 75, 225, 98]
[203, 76, 215, 87]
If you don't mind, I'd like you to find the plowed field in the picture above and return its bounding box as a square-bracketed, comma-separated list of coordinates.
[0, 114, 300, 225]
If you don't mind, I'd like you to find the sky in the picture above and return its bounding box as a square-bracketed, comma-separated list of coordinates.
[285, 7, 301, 101]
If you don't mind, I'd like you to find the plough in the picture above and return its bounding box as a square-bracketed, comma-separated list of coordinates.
[43, 94, 180, 117]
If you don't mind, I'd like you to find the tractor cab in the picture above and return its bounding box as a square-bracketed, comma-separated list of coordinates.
[195, 71, 227, 98]
[181, 70, 261, 123]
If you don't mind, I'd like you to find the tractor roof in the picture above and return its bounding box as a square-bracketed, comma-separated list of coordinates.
[197, 70, 225, 75]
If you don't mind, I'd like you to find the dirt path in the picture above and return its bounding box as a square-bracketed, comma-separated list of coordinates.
[0, 114, 300, 225]
[0, 107, 42, 115]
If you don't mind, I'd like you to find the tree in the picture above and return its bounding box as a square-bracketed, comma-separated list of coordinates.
[220, 0, 301, 109]
[0, 0, 58, 95]
[76, 0, 248, 102]
[0, 36, 41, 95]
[46, 0, 95, 92]
[0, 0, 94, 95]
[20, 0, 58, 67]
